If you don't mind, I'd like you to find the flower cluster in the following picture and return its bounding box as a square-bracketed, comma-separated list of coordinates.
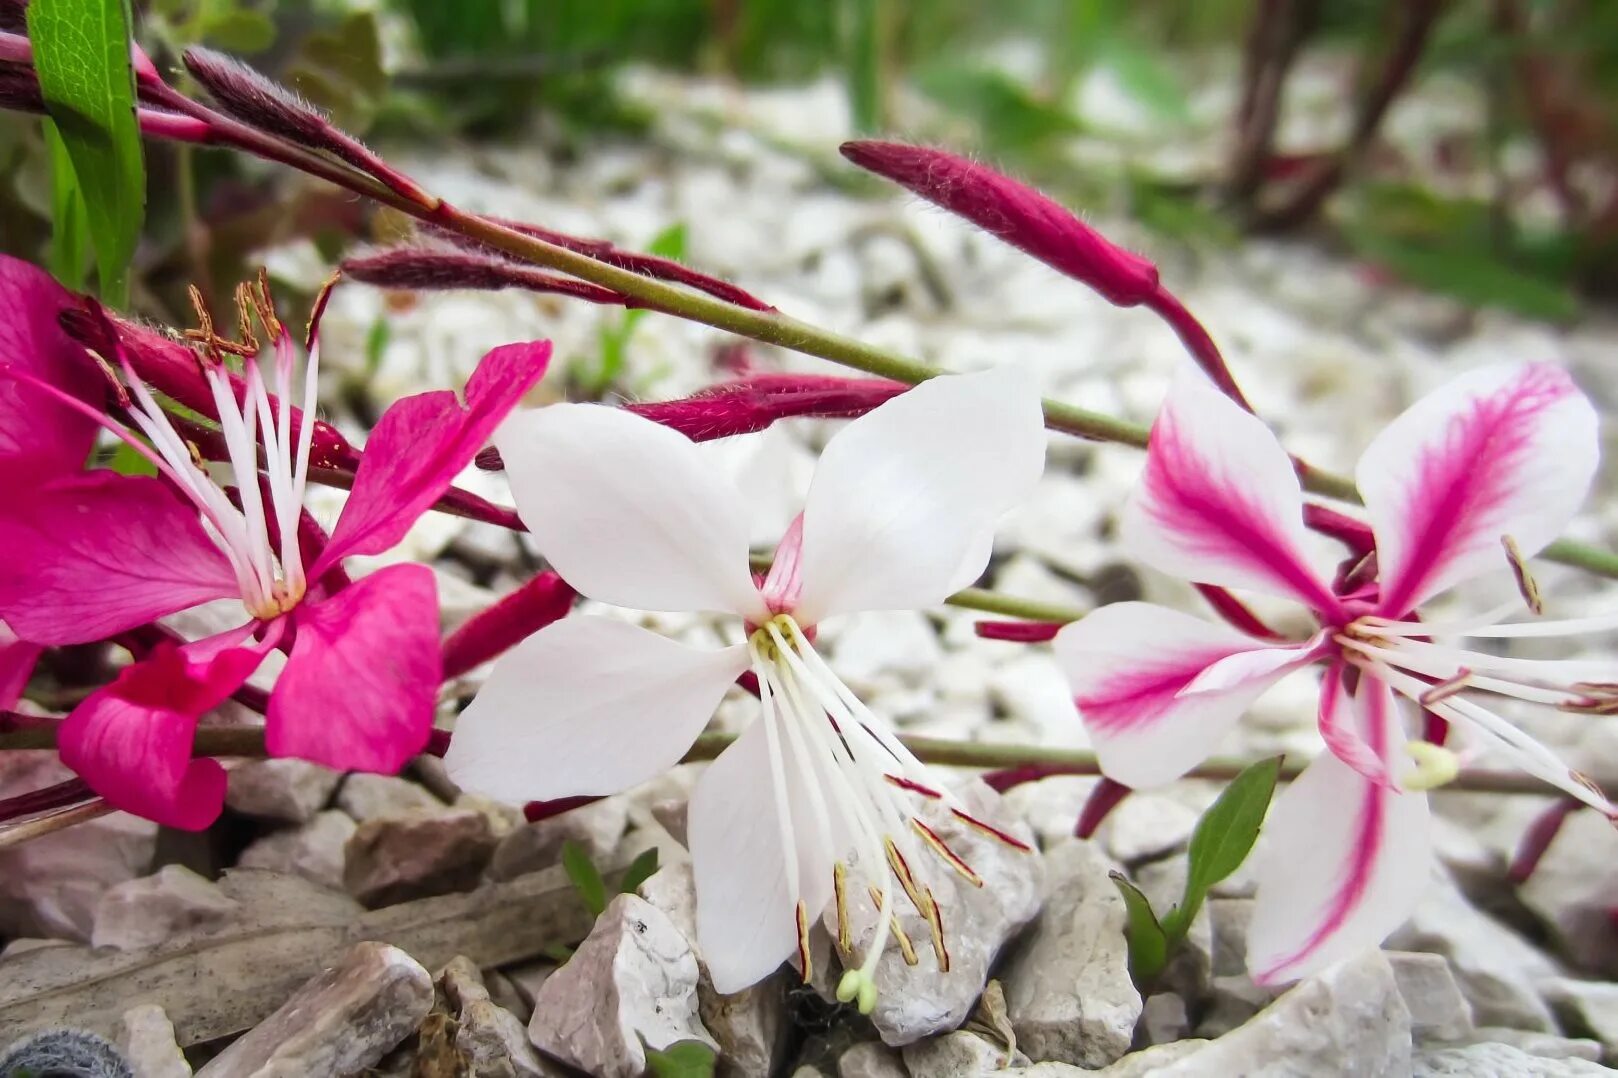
[0, 137, 1612, 1016]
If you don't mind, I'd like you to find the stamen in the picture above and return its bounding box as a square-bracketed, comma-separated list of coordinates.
[912, 820, 983, 887]
[949, 808, 1035, 852]
[1502, 535, 1544, 616]
[1403, 741, 1461, 792]
[885, 774, 943, 799]
[834, 862, 852, 952]
[836, 969, 878, 1015]
[924, 891, 951, 973]
[1418, 668, 1473, 707]
[795, 900, 813, 985]
[866, 886, 918, 966]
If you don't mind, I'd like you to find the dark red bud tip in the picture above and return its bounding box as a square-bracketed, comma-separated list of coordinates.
[522, 794, 603, 823]
[840, 140, 1160, 307]
[974, 619, 1062, 643]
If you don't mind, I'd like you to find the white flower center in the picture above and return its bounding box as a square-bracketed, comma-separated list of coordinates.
[745, 614, 1029, 1014]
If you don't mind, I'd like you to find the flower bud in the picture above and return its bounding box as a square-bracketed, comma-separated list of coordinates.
[342, 246, 635, 307]
[441, 571, 576, 680]
[840, 140, 1161, 307]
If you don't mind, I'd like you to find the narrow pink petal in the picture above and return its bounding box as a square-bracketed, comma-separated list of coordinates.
[58, 633, 268, 830]
[315, 341, 552, 573]
[267, 563, 441, 773]
[1316, 662, 1395, 786]
[0, 255, 100, 474]
[1121, 372, 1337, 612]
[1053, 602, 1319, 788]
[0, 621, 41, 710]
[1248, 676, 1432, 984]
[1360, 363, 1599, 616]
[0, 472, 239, 644]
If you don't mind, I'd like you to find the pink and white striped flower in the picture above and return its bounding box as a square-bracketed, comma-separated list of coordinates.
[0, 285, 550, 829]
[1055, 363, 1617, 985]
[445, 367, 1045, 1002]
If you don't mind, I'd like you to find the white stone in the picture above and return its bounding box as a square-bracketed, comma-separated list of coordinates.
[91, 865, 238, 950]
[118, 1004, 190, 1078]
[1521, 810, 1618, 976]
[236, 810, 357, 891]
[1388, 873, 1560, 1030]
[1443, 1028, 1603, 1063]
[224, 759, 342, 823]
[902, 1030, 1028, 1076]
[527, 894, 715, 1078]
[1545, 979, 1618, 1061]
[195, 941, 433, 1077]
[1140, 992, 1190, 1046]
[1388, 951, 1473, 1040]
[342, 807, 498, 908]
[334, 773, 444, 822]
[840, 782, 1043, 1047]
[837, 1042, 907, 1078]
[1413, 1042, 1616, 1076]
[1162, 951, 1413, 1077]
[489, 797, 629, 881]
[1001, 839, 1140, 1067]
[439, 956, 557, 1078]
[1095, 795, 1200, 867]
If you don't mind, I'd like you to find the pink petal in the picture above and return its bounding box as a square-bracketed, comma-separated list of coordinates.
[58, 633, 268, 830]
[267, 563, 441, 773]
[0, 472, 239, 644]
[1053, 602, 1321, 788]
[0, 255, 100, 474]
[0, 621, 41, 710]
[314, 341, 551, 574]
[1248, 675, 1432, 984]
[1121, 372, 1337, 612]
[1358, 363, 1599, 616]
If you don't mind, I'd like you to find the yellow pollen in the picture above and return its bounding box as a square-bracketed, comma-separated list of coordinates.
[833, 862, 852, 953]
[1403, 741, 1461, 792]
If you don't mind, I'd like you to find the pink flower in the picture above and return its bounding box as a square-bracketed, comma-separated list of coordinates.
[445, 367, 1045, 1004]
[1054, 363, 1615, 984]
[0, 302, 551, 829]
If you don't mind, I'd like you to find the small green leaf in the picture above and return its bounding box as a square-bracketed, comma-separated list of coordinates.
[645, 1040, 717, 1078]
[1111, 870, 1169, 985]
[200, 9, 278, 54]
[1351, 232, 1579, 322]
[1180, 756, 1282, 926]
[43, 119, 90, 290]
[1104, 43, 1191, 124]
[561, 839, 609, 917]
[619, 847, 661, 895]
[646, 222, 687, 261]
[106, 441, 156, 477]
[28, 0, 146, 308]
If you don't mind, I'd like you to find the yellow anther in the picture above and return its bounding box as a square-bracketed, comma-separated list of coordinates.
[795, 901, 813, 985]
[833, 862, 852, 953]
[1502, 535, 1543, 616]
[1403, 741, 1461, 792]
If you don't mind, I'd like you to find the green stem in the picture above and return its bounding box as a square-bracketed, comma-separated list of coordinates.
[0, 725, 1576, 796]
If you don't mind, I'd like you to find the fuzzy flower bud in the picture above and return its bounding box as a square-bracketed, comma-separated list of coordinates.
[840, 140, 1161, 307]
[342, 246, 636, 308]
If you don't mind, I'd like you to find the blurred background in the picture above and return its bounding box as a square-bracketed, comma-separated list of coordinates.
[2, 0, 1616, 326]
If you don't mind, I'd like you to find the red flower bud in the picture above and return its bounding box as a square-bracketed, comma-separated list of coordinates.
[441, 572, 577, 680]
[343, 246, 636, 308]
[840, 140, 1161, 307]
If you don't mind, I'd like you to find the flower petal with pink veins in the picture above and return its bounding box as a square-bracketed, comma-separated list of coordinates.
[58, 632, 269, 830]
[690, 715, 840, 993]
[496, 404, 765, 619]
[315, 341, 551, 574]
[267, 563, 441, 774]
[1358, 363, 1598, 617]
[1248, 675, 1432, 984]
[443, 615, 748, 804]
[1054, 602, 1321, 788]
[792, 366, 1045, 625]
[0, 472, 239, 644]
[0, 621, 41, 710]
[0, 255, 100, 474]
[1121, 372, 1338, 613]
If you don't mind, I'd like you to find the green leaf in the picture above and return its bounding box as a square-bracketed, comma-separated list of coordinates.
[1180, 756, 1282, 927]
[27, 0, 146, 308]
[43, 119, 90, 290]
[1351, 231, 1579, 322]
[842, 0, 884, 134]
[619, 847, 661, 895]
[106, 441, 156, 477]
[647, 222, 688, 261]
[645, 1040, 717, 1078]
[1104, 42, 1191, 125]
[561, 839, 609, 917]
[200, 9, 278, 54]
[1110, 870, 1169, 986]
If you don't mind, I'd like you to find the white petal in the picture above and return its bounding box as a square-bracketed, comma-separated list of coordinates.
[1053, 602, 1318, 788]
[792, 366, 1045, 624]
[497, 404, 766, 618]
[1358, 363, 1598, 616]
[690, 716, 838, 994]
[443, 616, 747, 803]
[1248, 677, 1432, 984]
[1120, 370, 1338, 611]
